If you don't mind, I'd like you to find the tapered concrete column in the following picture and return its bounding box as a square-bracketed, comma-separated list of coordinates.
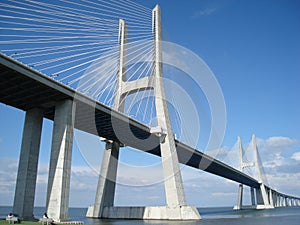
[46, 99, 76, 221]
[91, 140, 120, 217]
[279, 196, 282, 207]
[284, 197, 288, 207]
[256, 188, 264, 205]
[252, 135, 272, 209]
[274, 194, 278, 207]
[153, 5, 185, 208]
[275, 194, 279, 207]
[251, 187, 256, 206]
[236, 184, 243, 209]
[13, 108, 43, 220]
[269, 189, 274, 207]
[87, 18, 124, 219]
[151, 5, 200, 219]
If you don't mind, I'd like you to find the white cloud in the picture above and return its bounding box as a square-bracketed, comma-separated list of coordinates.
[0, 158, 18, 205]
[192, 7, 217, 19]
[265, 136, 297, 148]
[291, 152, 300, 161]
[263, 152, 285, 169]
[212, 192, 236, 197]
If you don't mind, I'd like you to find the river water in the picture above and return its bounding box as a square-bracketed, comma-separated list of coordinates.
[1, 206, 299, 225]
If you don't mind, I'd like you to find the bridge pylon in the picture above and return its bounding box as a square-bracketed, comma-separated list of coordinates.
[87, 5, 200, 220]
[234, 135, 274, 210]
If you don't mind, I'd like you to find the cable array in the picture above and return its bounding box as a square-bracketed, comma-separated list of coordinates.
[0, 0, 152, 106]
[0, 0, 198, 148]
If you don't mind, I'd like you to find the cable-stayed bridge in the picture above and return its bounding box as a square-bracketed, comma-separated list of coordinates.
[0, 0, 299, 221]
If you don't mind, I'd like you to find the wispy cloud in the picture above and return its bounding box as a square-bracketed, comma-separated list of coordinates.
[265, 136, 298, 148]
[191, 7, 217, 19]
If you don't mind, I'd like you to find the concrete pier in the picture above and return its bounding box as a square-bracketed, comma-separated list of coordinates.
[46, 99, 76, 221]
[101, 206, 200, 220]
[236, 184, 243, 210]
[251, 187, 256, 206]
[91, 140, 120, 218]
[150, 5, 199, 219]
[13, 108, 43, 220]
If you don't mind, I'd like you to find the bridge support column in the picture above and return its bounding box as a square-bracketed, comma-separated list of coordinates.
[275, 193, 279, 207]
[251, 187, 256, 206]
[256, 188, 264, 205]
[284, 197, 288, 207]
[151, 5, 200, 220]
[252, 135, 273, 209]
[278, 195, 281, 207]
[87, 140, 120, 218]
[87, 17, 124, 220]
[13, 108, 43, 220]
[235, 184, 243, 210]
[269, 189, 274, 207]
[46, 99, 76, 222]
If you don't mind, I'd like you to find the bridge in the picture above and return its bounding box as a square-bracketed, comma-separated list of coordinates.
[0, 0, 299, 221]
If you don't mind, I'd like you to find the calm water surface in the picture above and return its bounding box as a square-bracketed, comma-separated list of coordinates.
[1, 206, 299, 225]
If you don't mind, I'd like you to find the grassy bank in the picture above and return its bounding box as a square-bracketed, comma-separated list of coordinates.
[0, 220, 83, 225]
[0, 221, 39, 225]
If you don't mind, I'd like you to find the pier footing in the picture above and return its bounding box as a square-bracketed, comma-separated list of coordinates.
[87, 206, 200, 220]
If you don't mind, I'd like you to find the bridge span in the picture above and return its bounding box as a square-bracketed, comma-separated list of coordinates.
[1, 52, 299, 220]
[0, 52, 258, 187]
[1, 0, 299, 221]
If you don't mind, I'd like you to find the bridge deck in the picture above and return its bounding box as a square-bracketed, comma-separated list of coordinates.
[0, 53, 259, 189]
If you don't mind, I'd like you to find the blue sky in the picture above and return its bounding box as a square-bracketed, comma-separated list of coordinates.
[1, 0, 300, 208]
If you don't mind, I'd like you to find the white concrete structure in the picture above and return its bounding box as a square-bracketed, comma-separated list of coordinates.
[90, 18, 127, 219]
[13, 108, 43, 220]
[234, 135, 273, 210]
[87, 5, 200, 220]
[46, 99, 76, 221]
[253, 135, 273, 209]
[234, 136, 256, 210]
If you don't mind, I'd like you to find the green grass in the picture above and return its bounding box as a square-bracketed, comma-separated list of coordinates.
[0, 221, 39, 225]
[0, 220, 82, 225]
